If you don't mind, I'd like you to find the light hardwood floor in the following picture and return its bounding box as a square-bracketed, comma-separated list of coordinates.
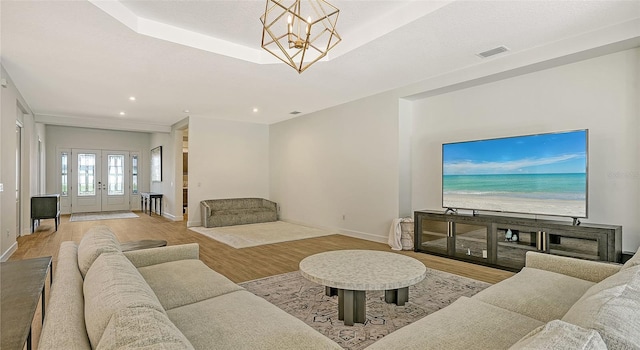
[10, 212, 514, 350]
[12, 212, 514, 284]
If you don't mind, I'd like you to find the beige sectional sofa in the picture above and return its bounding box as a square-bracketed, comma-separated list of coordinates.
[200, 198, 278, 228]
[38, 225, 341, 350]
[40, 224, 640, 349]
[369, 250, 640, 349]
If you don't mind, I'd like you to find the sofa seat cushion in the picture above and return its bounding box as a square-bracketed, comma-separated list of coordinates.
[84, 252, 166, 348]
[562, 265, 640, 349]
[97, 307, 194, 350]
[137, 259, 244, 310]
[78, 225, 121, 278]
[166, 290, 342, 350]
[509, 320, 607, 350]
[366, 296, 543, 350]
[472, 267, 594, 322]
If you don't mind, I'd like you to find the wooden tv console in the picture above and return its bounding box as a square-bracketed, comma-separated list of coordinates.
[414, 210, 621, 271]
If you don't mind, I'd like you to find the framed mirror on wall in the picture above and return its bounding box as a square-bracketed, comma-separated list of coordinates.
[151, 146, 162, 182]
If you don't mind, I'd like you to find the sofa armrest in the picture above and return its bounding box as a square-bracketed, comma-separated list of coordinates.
[40, 241, 92, 350]
[262, 199, 277, 210]
[124, 243, 199, 268]
[200, 201, 213, 227]
[525, 251, 621, 283]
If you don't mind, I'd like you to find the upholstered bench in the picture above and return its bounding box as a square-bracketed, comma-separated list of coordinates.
[200, 198, 277, 228]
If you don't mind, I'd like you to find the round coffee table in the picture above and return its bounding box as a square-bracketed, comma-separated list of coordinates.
[299, 250, 426, 326]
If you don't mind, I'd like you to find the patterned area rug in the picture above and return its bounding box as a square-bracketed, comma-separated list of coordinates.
[69, 211, 139, 222]
[189, 221, 336, 248]
[240, 269, 490, 349]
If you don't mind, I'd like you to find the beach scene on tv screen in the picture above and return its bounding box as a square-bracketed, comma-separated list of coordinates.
[442, 130, 587, 218]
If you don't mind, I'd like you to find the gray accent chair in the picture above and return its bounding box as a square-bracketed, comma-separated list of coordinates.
[200, 198, 277, 228]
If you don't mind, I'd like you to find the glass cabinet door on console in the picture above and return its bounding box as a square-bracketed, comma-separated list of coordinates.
[416, 218, 450, 256]
[453, 223, 489, 264]
[415, 215, 491, 266]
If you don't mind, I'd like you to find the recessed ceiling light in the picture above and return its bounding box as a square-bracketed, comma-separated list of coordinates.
[129, 96, 136, 101]
[253, 108, 259, 113]
[119, 111, 126, 116]
[183, 109, 190, 113]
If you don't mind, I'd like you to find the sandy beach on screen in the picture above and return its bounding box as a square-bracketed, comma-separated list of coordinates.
[444, 194, 585, 217]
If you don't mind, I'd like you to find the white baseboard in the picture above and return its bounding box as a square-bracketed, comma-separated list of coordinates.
[163, 212, 183, 221]
[337, 228, 387, 244]
[186, 220, 201, 227]
[1, 241, 18, 262]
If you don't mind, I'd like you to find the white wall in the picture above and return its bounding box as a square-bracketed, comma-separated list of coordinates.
[1, 65, 38, 260]
[45, 125, 151, 214]
[268, 48, 640, 252]
[187, 116, 269, 226]
[270, 93, 400, 242]
[411, 48, 640, 251]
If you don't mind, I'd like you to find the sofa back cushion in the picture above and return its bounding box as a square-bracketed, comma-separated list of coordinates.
[77, 225, 121, 278]
[97, 307, 194, 350]
[204, 198, 274, 210]
[83, 252, 166, 348]
[562, 265, 640, 349]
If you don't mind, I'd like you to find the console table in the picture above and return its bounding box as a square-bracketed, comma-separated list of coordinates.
[140, 192, 163, 216]
[30, 194, 60, 233]
[299, 250, 426, 326]
[414, 210, 622, 271]
[1, 256, 52, 350]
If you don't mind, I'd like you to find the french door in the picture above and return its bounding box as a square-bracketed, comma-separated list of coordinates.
[71, 149, 130, 213]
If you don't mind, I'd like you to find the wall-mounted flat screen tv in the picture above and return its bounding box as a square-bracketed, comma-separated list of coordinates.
[442, 129, 588, 218]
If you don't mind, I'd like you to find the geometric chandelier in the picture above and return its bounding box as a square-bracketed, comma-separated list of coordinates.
[260, 0, 341, 74]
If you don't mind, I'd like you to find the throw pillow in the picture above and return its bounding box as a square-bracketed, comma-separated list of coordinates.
[77, 225, 121, 278]
[562, 266, 640, 349]
[509, 320, 606, 350]
[622, 246, 640, 270]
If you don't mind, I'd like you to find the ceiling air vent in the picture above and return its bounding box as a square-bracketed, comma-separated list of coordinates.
[477, 46, 509, 59]
[289, 111, 302, 115]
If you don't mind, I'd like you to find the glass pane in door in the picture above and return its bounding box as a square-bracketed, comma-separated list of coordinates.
[61, 152, 68, 196]
[78, 153, 96, 196]
[107, 155, 125, 195]
[131, 155, 138, 194]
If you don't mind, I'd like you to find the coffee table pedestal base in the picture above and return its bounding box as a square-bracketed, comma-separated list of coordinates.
[385, 287, 409, 306]
[338, 289, 366, 326]
[326, 286, 410, 326]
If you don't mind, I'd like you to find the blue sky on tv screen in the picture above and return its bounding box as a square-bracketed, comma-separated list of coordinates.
[443, 130, 587, 175]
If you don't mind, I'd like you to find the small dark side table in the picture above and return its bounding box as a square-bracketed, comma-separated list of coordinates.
[1, 256, 52, 350]
[31, 194, 61, 233]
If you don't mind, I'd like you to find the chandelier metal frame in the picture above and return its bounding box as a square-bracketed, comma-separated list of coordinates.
[260, 0, 341, 73]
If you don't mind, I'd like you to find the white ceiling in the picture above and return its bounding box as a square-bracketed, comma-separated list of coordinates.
[1, 1, 639, 132]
